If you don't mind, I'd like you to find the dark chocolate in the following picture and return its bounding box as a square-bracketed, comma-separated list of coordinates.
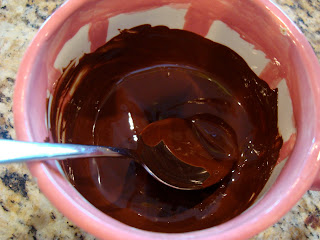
[49, 25, 282, 233]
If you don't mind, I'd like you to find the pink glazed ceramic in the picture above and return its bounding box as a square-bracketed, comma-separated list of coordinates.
[13, 0, 320, 239]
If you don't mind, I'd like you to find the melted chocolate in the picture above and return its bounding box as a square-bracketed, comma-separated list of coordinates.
[49, 25, 283, 233]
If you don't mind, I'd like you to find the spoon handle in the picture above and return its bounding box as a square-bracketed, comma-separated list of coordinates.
[0, 140, 122, 164]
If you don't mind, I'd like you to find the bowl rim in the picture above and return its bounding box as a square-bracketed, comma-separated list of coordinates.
[13, 0, 320, 239]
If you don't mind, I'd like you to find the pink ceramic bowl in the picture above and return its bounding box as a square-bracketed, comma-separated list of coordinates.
[13, 0, 320, 239]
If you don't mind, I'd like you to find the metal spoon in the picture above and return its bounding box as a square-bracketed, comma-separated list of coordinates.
[0, 139, 211, 190]
[0, 117, 235, 190]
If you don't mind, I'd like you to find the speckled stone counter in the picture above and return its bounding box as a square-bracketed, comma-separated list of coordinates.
[0, 0, 319, 239]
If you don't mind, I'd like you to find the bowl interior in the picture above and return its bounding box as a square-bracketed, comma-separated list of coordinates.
[45, 0, 298, 200]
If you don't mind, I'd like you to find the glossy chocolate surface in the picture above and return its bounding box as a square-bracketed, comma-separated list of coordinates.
[49, 25, 282, 233]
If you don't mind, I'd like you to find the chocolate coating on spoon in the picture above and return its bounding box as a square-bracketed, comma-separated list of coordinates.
[50, 25, 282, 233]
[138, 117, 235, 189]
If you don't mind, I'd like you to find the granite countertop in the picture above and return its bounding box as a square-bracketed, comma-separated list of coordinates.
[0, 0, 319, 239]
